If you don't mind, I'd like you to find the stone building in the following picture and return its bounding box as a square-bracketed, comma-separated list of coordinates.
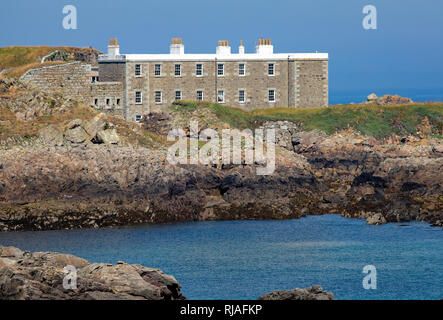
[99, 38, 328, 122]
[20, 38, 328, 122]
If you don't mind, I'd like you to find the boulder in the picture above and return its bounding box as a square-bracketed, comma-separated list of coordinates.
[65, 126, 88, 144]
[95, 129, 119, 145]
[258, 286, 334, 300]
[367, 93, 378, 103]
[39, 125, 64, 146]
[366, 213, 387, 225]
[84, 114, 107, 138]
[67, 119, 83, 129]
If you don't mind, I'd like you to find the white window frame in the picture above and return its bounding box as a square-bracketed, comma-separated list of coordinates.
[135, 64, 142, 77]
[268, 63, 275, 76]
[238, 89, 246, 103]
[154, 64, 162, 77]
[175, 90, 182, 100]
[196, 63, 203, 77]
[217, 90, 225, 103]
[135, 115, 142, 123]
[217, 63, 224, 76]
[196, 90, 203, 101]
[238, 63, 246, 76]
[135, 91, 143, 104]
[268, 89, 276, 103]
[154, 91, 162, 104]
[174, 64, 182, 77]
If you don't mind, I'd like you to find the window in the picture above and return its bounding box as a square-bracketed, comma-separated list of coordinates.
[174, 64, 181, 76]
[268, 63, 275, 76]
[155, 91, 162, 103]
[196, 90, 203, 101]
[135, 64, 142, 77]
[135, 115, 142, 123]
[217, 63, 224, 76]
[268, 89, 275, 102]
[154, 64, 161, 76]
[217, 90, 225, 103]
[94, 98, 98, 106]
[238, 63, 245, 76]
[238, 90, 245, 103]
[175, 90, 182, 100]
[196, 64, 203, 76]
[116, 98, 120, 106]
[135, 91, 142, 104]
[106, 98, 110, 106]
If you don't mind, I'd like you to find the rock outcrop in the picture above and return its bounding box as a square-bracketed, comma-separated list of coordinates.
[258, 286, 334, 300]
[365, 93, 413, 105]
[0, 245, 184, 300]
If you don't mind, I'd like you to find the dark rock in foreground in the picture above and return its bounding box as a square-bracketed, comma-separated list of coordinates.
[0, 245, 185, 300]
[258, 286, 334, 300]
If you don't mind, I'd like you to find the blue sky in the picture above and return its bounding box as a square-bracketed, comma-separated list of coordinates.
[1, 0, 442, 102]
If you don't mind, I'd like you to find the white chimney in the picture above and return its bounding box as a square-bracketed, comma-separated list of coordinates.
[216, 40, 231, 55]
[255, 38, 274, 55]
[170, 38, 184, 55]
[239, 40, 245, 54]
[108, 38, 120, 57]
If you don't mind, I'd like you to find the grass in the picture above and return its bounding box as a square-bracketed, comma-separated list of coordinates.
[170, 101, 443, 139]
[0, 46, 101, 78]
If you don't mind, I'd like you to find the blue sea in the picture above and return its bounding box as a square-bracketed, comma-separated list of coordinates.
[0, 215, 442, 300]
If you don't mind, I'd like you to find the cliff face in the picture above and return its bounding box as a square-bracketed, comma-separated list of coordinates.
[0, 245, 184, 300]
[0, 127, 441, 231]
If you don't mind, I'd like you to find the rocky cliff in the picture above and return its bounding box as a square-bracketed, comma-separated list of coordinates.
[0, 125, 441, 231]
[0, 245, 184, 300]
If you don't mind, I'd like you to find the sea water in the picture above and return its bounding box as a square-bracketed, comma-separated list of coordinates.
[0, 215, 441, 300]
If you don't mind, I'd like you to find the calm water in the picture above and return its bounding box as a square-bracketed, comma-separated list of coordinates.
[0, 215, 442, 300]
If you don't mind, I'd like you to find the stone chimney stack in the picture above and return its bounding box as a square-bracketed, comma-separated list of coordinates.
[255, 38, 273, 55]
[170, 38, 184, 55]
[239, 40, 245, 54]
[108, 38, 120, 57]
[216, 40, 231, 55]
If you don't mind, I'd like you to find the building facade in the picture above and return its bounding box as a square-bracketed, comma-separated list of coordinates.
[98, 38, 328, 122]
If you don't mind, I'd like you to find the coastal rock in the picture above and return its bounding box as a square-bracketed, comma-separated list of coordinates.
[376, 95, 413, 106]
[258, 286, 334, 300]
[366, 213, 387, 225]
[0, 245, 185, 300]
[366, 93, 378, 103]
[39, 125, 64, 146]
[64, 126, 88, 144]
[95, 128, 119, 145]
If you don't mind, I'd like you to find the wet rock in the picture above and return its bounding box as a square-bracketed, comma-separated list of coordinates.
[258, 286, 334, 300]
[366, 213, 387, 225]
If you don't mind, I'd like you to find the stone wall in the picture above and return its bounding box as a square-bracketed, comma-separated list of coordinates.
[294, 60, 328, 108]
[90, 82, 124, 118]
[21, 62, 125, 118]
[21, 62, 92, 103]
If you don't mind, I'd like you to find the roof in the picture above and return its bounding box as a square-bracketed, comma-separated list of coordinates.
[99, 53, 328, 62]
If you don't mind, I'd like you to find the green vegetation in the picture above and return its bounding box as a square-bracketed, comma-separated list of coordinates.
[170, 101, 443, 139]
[0, 46, 100, 78]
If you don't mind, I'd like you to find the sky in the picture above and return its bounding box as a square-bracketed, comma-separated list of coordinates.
[1, 0, 442, 102]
